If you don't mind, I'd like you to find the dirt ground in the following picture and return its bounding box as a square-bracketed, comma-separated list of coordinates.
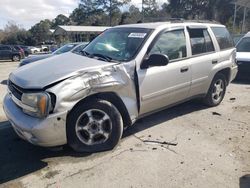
[0, 61, 249, 188]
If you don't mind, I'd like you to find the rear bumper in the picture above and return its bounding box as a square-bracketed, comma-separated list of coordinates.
[3, 94, 67, 147]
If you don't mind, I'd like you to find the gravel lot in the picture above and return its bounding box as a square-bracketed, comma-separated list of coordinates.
[0, 61, 249, 188]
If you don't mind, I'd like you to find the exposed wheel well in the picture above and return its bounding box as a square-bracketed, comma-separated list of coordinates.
[67, 92, 132, 129]
[217, 68, 231, 85]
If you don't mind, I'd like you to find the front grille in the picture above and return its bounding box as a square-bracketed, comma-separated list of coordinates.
[8, 80, 24, 100]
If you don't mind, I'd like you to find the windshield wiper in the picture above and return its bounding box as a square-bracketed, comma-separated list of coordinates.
[90, 53, 114, 62]
[80, 50, 91, 57]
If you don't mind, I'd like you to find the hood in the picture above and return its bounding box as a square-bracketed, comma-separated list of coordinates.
[20, 54, 53, 66]
[10, 52, 115, 89]
[236, 52, 250, 62]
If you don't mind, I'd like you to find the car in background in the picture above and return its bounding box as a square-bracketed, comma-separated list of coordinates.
[19, 45, 32, 57]
[29, 46, 41, 54]
[236, 32, 250, 80]
[232, 34, 245, 44]
[0, 45, 24, 61]
[12, 45, 25, 58]
[19, 42, 88, 66]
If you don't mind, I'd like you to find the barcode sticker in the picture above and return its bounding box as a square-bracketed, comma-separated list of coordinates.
[128, 33, 147, 38]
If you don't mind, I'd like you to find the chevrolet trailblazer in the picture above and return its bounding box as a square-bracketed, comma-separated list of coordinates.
[3, 21, 238, 152]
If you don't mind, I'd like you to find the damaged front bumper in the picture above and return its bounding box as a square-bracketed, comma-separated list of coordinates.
[3, 94, 67, 147]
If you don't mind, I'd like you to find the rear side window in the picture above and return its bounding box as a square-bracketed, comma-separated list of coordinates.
[211, 27, 234, 50]
[188, 29, 215, 55]
[13, 46, 20, 50]
[0, 46, 11, 50]
[149, 30, 187, 61]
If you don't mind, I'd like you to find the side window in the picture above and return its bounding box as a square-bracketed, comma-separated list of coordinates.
[211, 27, 234, 50]
[188, 29, 215, 55]
[149, 30, 187, 61]
[1, 46, 11, 50]
[73, 44, 86, 53]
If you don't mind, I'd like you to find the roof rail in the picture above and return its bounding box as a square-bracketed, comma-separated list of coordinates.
[184, 19, 220, 24]
[139, 17, 220, 24]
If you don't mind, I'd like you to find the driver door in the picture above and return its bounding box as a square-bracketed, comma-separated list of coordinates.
[137, 29, 192, 115]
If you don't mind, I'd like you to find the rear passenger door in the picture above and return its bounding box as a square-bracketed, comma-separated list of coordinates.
[187, 26, 220, 97]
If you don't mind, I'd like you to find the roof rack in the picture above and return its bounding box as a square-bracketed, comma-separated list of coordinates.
[143, 17, 220, 24]
[184, 19, 220, 24]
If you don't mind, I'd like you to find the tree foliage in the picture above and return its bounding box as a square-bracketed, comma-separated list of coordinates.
[1, 21, 34, 45]
[51, 14, 70, 28]
[29, 19, 52, 44]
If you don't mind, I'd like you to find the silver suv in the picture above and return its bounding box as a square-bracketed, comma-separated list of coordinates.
[3, 21, 238, 152]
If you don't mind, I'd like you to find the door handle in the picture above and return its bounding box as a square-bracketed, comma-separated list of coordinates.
[212, 60, 218, 64]
[180, 67, 189, 73]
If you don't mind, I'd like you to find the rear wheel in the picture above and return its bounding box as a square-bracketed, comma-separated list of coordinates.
[203, 73, 227, 107]
[67, 99, 123, 153]
[12, 55, 20, 61]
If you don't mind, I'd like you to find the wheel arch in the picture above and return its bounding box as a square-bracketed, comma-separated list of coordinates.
[67, 92, 132, 129]
[216, 68, 231, 86]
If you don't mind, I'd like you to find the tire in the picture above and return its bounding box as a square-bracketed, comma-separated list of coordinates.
[203, 73, 227, 107]
[67, 99, 123, 153]
[12, 55, 20, 62]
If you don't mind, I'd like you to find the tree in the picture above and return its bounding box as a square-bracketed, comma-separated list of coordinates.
[0, 29, 4, 43]
[52, 14, 70, 28]
[70, 0, 107, 26]
[165, 0, 234, 22]
[90, 0, 131, 25]
[29, 19, 52, 44]
[119, 5, 142, 24]
[143, 0, 159, 21]
[0, 21, 34, 45]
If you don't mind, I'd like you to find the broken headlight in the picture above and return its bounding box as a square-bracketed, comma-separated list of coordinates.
[21, 92, 51, 118]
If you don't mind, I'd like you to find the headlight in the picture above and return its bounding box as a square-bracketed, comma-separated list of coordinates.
[21, 92, 51, 118]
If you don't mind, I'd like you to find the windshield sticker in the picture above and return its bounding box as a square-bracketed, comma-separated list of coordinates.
[128, 33, 147, 38]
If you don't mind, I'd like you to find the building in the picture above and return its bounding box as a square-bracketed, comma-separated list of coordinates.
[53, 25, 111, 44]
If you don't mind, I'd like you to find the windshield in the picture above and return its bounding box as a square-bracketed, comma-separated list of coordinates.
[53, 43, 78, 55]
[83, 28, 152, 61]
[236, 37, 250, 52]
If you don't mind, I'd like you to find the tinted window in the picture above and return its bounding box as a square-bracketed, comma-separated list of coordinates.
[236, 37, 250, 52]
[211, 27, 234, 50]
[13, 46, 20, 50]
[189, 29, 215, 55]
[52, 44, 78, 55]
[149, 30, 187, 61]
[72, 43, 88, 53]
[0, 46, 11, 50]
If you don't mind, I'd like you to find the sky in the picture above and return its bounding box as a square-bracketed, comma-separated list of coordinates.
[0, 0, 164, 30]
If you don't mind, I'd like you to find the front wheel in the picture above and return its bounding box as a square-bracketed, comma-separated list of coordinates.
[203, 73, 227, 107]
[67, 99, 123, 153]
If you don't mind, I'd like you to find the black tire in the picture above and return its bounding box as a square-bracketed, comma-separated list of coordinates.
[203, 73, 227, 107]
[67, 99, 123, 153]
[12, 55, 20, 62]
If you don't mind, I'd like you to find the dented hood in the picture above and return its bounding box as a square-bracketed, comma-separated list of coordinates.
[10, 52, 116, 89]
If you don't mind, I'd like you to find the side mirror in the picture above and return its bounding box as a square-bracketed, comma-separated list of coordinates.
[140, 54, 169, 69]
